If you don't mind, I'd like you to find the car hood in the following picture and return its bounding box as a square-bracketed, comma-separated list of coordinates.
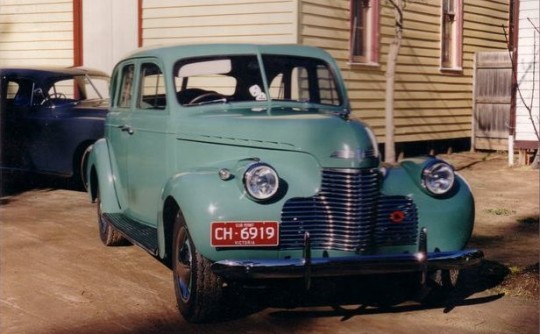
[52, 100, 109, 117]
[178, 106, 380, 168]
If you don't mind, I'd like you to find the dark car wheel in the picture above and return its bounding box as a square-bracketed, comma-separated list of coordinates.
[172, 211, 224, 323]
[79, 145, 93, 191]
[419, 269, 460, 305]
[96, 188, 126, 246]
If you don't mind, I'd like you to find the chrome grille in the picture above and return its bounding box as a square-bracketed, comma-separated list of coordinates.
[280, 169, 380, 252]
[374, 196, 418, 247]
[280, 169, 418, 252]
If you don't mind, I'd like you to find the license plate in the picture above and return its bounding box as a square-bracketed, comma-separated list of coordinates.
[211, 221, 279, 247]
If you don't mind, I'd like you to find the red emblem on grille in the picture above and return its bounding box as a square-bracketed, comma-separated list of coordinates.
[390, 210, 406, 223]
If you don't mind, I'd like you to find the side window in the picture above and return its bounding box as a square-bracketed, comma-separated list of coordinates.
[441, 0, 463, 70]
[118, 64, 135, 108]
[48, 79, 78, 99]
[350, 0, 379, 64]
[137, 63, 167, 110]
[6, 81, 19, 99]
[9, 79, 37, 106]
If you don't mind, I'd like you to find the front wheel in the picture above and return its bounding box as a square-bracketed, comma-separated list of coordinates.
[172, 211, 224, 323]
[419, 269, 460, 305]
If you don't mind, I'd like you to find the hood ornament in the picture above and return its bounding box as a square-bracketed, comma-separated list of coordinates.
[330, 148, 373, 160]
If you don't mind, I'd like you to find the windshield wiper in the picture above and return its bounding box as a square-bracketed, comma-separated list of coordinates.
[194, 98, 228, 106]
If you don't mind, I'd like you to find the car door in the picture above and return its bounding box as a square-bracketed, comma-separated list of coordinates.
[2, 76, 50, 171]
[125, 60, 169, 225]
[106, 62, 135, 210]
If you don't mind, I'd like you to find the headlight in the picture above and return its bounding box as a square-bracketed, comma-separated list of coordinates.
[421, 161, 455, 195]
[243, 163, 279, 201]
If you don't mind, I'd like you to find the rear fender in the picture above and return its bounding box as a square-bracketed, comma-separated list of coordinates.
[86, 138, 123, 213]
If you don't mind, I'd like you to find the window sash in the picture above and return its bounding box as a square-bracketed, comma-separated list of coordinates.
[350, 0, 378, 64]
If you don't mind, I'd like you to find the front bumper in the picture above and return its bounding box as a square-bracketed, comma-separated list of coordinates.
[212, 249, 483, 280]
[211, 228, 483, 281]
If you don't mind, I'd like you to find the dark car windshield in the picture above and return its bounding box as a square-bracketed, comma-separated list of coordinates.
[173, 55, 341, 107]
[44, 74, 110, 104]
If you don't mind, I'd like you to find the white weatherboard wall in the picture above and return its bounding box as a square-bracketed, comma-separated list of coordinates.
[83, 0, 138, 74]
[0, 0, 74, 67]
[515, 0, 540, 143]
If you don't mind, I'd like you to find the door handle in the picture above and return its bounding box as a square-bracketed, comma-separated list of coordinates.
[117, 124, 134, 135]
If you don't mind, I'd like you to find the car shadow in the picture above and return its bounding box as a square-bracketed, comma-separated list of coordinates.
[0, 171, 85, 201]
[265, 259, 509, 321]
[268, 293, 505, 321]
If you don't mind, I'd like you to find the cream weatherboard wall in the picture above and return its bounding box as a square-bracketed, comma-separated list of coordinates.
[298, 0, 510, 143]
[0, 0, 74, 67]
[140, 0, 510, 145]
[141, 0, 299, 46]
[0, 0, 511, 147]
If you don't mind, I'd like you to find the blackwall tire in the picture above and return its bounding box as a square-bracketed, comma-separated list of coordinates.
[172, 211, 224, 323]
[420, 269, 460, 305]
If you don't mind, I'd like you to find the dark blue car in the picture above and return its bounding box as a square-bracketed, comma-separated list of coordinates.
[0, 67, 109, 186]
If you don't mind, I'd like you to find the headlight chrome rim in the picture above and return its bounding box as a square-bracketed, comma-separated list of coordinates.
[421, 161, 455, 195]
[243, 162, 279, 201]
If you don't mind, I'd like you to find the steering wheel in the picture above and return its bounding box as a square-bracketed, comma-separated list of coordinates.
[41, 92, 67, 105]
[187, 92, 225, 105]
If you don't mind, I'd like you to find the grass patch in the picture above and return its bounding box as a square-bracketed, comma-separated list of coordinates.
[485, 208, 516, 216]
[492, 263, 540, 299]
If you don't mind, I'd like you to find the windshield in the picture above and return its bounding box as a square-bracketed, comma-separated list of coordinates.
[262, 55, 341, 106]
[41, 74, 110, 106]
[173, 55, 342, 107]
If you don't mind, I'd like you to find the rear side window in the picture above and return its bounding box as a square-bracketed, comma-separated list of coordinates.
[117, 64, 135, 108]
[6, 81, 20, 99]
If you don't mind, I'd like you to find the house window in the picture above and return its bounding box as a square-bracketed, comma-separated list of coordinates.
[350, 0, 379, 64]
[441, 0, 463, 70]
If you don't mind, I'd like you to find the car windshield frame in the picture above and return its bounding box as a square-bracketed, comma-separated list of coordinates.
[172, 54, 343, 109]
[40, 73, 110, 107]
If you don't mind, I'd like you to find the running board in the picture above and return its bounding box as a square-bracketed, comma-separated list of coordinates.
[103, 213, 159, 256]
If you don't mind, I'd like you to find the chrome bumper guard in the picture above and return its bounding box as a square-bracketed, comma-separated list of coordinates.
[211, 228, 484, 282]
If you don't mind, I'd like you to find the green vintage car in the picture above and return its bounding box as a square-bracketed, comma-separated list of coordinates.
[86, 43, 483, 322]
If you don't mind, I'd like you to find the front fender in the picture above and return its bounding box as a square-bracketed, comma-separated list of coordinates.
[86, 138, 122, 213]
[157, 152, 322, 261]
[158, 170, 284, 261]
[381, 157, 475, 252]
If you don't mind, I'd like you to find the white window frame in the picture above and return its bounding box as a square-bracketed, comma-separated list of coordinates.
[440, 0, 463, 71]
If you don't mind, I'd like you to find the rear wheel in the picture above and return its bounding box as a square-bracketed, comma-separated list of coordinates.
[79, 145, 92, 190]
[172, 211, 224, 323]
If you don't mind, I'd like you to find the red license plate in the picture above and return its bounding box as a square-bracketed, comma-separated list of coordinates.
[211, 221, 279, 247]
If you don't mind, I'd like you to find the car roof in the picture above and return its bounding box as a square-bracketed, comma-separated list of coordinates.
[0, 66, 109, 78]
[120, 43, 337, 66]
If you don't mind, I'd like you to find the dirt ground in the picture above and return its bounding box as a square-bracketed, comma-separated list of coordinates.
[0, 152, 538, 334]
